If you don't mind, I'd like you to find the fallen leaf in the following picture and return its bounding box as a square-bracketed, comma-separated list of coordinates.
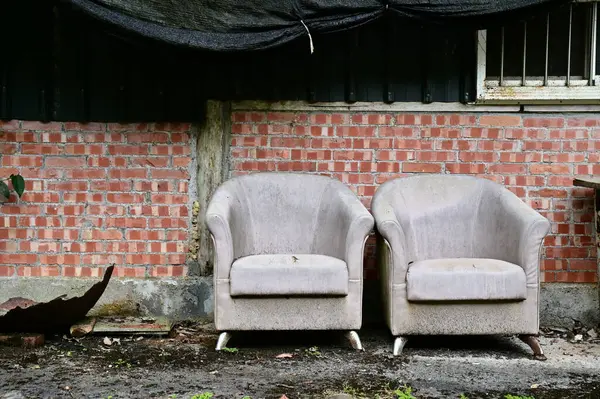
[103, 337, 112, 346]
[531, 384, 540, 389]
[276, 353, 293, 359]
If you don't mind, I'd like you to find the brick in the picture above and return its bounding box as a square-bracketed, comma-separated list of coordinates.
[402, 163, 442, 173]
[151, 265, 187, 277]
[82, 229, 123, 240]
[435, 114, 476, 125]
[488, 164, 527, 174]
[351, 114, 392, 125]
[416, 151, 456, 162]
[62, 266, 105, 278]
[232, 112, 264, 123]
[17, 266, 60, 277]
[310, 113, 348, 125]
[82, 254, 124, 266]
[530, 189, 568, 198]
[445, 164, 486, 174]
[153, 123, 190, 132]
[126, 230, 166, 241]
[499, 152, 543, 163]
[479, 115, 522, 127]
[396, 114, 433, 125]
[570, 260, 597, 271]
[45, 157, 86, 168]
[22, 121, 63, 131]
[0, 254, 37, 264]
[152, 145, 190, 156]
[106, 193, 145, 204]
[0, 333, 45, 348]
[2, 156, 43, 167]
[529, 164, 571, 175]
[0, 266, 15, 276]
[46, 181, 89, 191]
[267, 112, 307, 123]
[459, 152, 495, 162]
[555, 271, 597, 283]
[546, 247, 589, 258]
[421, 128, 460, 138]
[331, 126, 370, 137]
[64, 122, 105, 131]
[113, 266, 147, 278]
[523, 117, 565, 128]
[106, 217, 147, 228]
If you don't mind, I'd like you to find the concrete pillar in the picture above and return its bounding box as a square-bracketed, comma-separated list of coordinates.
[192, 101, 231, 276]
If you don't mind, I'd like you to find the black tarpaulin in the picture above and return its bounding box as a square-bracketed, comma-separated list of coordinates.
[66, 0, 570, 51]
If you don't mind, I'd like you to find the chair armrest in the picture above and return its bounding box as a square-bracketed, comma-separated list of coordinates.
[206, 188, 236, 280]
[498, 191, 550, 284]
[372, 197, 409, 285]
[336, 190, 374, 281]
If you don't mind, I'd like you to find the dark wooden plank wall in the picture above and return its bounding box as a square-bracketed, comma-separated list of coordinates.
[0, 1, 476, 123]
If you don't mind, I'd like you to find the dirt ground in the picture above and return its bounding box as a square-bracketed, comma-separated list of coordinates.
[1, 321, 599, 399]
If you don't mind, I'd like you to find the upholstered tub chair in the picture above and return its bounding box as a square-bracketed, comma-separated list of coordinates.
[206, 172, 374, 350]
[372, 175, 551, 359]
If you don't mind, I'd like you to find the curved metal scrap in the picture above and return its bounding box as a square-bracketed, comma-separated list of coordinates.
[0, 265, 114, 333]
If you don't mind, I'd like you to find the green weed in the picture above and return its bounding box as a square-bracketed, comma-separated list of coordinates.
[394, 385, 417, 399]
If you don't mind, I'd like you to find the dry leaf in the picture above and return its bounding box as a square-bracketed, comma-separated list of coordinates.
[102, 337, 112, 346]
[531, 384, 540, 389]
[276, 353, 293, 359]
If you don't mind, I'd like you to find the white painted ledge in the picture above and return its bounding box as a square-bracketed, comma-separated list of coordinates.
[230, 101, 600, 113]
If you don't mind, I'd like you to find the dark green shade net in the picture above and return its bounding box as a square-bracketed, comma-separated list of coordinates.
[67, 0, 570, 51]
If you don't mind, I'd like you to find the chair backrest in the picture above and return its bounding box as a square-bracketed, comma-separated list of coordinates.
[224, 172, 351, 259]
[373, 174, 520, 263]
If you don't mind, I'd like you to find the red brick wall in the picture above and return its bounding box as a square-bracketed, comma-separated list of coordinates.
[230, 110, 599, 284]
[0, 121, 192, 278]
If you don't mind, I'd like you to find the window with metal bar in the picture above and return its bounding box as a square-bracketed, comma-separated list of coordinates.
[476, 1, 599, 104]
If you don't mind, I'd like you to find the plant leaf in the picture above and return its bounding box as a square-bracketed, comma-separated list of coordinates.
[10, 174, 25, 198]
[0, 180, 9, 200]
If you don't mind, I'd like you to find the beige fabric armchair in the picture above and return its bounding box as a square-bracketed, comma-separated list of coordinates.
[372, 175, 550, 358]
[206, 172, 374, 350]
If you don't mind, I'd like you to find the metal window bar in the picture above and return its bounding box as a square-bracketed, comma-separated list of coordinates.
[522, 21, 527, 86]
[590, 1, 598, 85]
[500, 27, 505, 86]
[544, 13, 550, 86]
[567, 3, 573, 86]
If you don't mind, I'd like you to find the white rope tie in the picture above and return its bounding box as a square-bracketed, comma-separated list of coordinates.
[300, 19, 314, 54]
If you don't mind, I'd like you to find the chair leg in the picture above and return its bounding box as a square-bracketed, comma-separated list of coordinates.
[519, 334, 547, 361]
[345, 330, 364, 351]
[215, 332, 232, 351]
[393, 336, 408, 356]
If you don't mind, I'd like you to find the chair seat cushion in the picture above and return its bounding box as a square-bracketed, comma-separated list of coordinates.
[230, 254, 349, 297]
[406, 258, 527, 302]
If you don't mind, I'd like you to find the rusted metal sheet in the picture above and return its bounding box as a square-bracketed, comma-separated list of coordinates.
[0, 265, 114, 333]
[0, 298, 38, 316]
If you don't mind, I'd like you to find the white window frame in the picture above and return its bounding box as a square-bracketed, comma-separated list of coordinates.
[476, 1, 599, 104]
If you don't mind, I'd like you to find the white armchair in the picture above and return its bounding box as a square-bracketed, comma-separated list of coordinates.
[372, 175, 550, 358]
[206, 172, 374, 350]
